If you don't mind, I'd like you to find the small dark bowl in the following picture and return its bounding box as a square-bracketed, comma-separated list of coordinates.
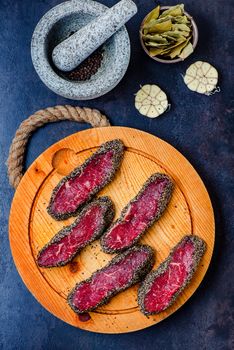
[140, 6, 198, 64]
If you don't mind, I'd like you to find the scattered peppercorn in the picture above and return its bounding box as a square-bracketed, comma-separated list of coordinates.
[59, 46, 104, 81]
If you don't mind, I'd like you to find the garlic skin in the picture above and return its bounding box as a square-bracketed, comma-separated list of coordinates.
[184, 61, 218, 95]
[135, 84, 168, 118]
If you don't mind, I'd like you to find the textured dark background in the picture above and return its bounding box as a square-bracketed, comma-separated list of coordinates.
[0, 0, 233, 349]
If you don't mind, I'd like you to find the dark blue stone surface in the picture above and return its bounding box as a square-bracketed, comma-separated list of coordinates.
[0, 0, 233, 349]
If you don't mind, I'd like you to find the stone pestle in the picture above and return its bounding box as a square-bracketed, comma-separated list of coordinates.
[52, 0, 137, 72]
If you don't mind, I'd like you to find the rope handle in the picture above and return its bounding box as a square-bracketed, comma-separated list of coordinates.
[7, 105, 110, 189]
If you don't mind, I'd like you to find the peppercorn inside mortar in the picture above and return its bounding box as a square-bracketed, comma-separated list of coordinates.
[57, 46, 104, 82]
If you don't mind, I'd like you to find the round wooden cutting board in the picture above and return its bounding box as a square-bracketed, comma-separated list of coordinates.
[9, 127, 215, 333]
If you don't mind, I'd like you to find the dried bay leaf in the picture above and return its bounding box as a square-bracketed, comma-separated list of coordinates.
[149, 47, 167, 56]
[158, 38, 187, 56]
[172, 23, 191, 32]
[144, 5, 160, 24]
[142, 34, 168, 44]
[145, 19, 172, 34]
[161, 30, 186, 39]
[179, 42, 193, 59]
[159, 4, 184, 18]
[161, 35, 178, 42]
[168, 38, 190, 58]
[172, 15, 190, 24]
[145, 41, 169, 48]
[176, 30, 190, 37]
[151, 15, 173, 23]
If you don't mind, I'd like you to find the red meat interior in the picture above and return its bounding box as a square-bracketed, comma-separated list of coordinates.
[104, 178, 169, 250]
[144, 239, 195, 313]
[51, 150, 114, 215]
[71, 250, 149, 312]
[38, 204, 105, 266]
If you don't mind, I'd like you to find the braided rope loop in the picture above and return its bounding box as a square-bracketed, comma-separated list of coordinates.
[7, 105, 110, 189]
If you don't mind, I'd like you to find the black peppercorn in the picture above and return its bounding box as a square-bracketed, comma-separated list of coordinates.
[59, 46, 104, 81]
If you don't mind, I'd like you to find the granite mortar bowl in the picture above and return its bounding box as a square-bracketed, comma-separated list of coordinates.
[140, 6, 198, 64]
[31, 0, 130, 100]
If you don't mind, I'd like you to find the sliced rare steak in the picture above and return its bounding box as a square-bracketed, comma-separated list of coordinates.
[47, 139, 124, 220]
[37, 197, 114, 268]
[100, 173, 173, 253]
[138, 235, 206, 315]
[67, 245, 155, 314]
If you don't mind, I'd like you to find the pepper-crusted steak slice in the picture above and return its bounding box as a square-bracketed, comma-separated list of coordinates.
[47, 139, 124, 220]
[138, 235, 206, 315]
[38, 197, 114, 268]
[100, 173, 173, 253]
[67, 245, 155, 314]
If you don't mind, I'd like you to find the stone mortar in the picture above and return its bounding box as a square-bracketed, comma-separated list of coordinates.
[31, 0, 131, 100]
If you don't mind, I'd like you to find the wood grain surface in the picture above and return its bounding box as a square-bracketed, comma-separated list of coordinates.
[9, 127, 215, 333]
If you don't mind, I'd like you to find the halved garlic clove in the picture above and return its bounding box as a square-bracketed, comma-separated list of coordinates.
[135, 84, 168, 118]
[184, 61, 218, 95]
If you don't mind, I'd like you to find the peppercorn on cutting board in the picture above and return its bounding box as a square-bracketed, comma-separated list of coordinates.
[9, 127, 215, 333]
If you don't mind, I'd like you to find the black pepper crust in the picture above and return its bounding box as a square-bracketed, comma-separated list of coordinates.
[138, 235, 206, 316]
[37, 197, 115, 268]
[100, 173, 174, 254]
[67, 245, 155, 314]
[47, 139, 124, 220]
